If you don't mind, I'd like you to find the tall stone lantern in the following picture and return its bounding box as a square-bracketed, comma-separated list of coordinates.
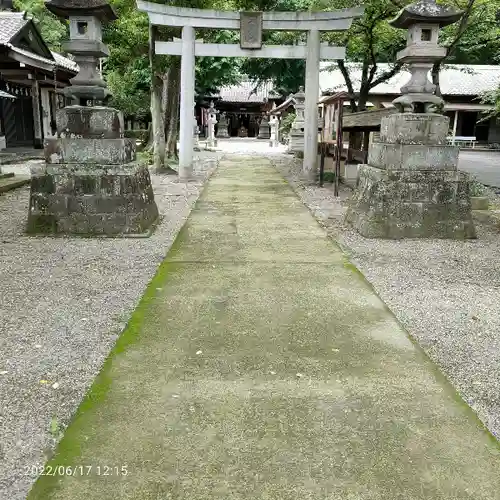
[27, 0, 158, 235]
[345, 0, 476, 239]
[289, 87, 305, 154]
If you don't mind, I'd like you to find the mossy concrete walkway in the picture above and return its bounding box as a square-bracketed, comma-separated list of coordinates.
[29, 157, 500, 499]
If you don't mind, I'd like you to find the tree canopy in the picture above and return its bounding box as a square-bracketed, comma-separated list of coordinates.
[13, 0, 500, 116]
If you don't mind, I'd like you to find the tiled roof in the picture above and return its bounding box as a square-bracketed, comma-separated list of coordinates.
[219, 80, 275, 103]
[319, 62, 500, 97]
[0, 11, 78, 73]
[0, 11, 28, 43]
[51, 51, 78, 72]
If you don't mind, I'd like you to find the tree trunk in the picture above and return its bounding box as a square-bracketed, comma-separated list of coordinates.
[356, 89, 369, 113]
[151, 73, 166, 171]
[166, 62, 181, 158]
[149, 23, 166, 171]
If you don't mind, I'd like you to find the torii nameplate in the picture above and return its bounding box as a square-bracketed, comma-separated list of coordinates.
[240, 11, 263, 49]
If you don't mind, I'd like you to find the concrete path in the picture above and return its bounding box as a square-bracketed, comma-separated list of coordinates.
[458, 150, 500, 188]
[28, 157, 500, 500]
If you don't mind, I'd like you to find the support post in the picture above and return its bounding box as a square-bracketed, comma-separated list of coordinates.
[32, 78, 43, 148]
[303, 29, 320, 182]
[334, 98, 343, 197]
[179, 25, 196, 180]
[451, 110, 458, 145]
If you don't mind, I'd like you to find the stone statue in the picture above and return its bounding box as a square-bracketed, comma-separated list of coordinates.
[390, 0, 462, 114]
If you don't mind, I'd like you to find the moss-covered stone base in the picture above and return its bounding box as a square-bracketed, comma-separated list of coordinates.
[346, 165, 477, 239]
[27, 163, 158, 235]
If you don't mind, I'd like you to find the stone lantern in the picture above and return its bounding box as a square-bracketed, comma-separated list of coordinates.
[216, 112, 230, 139]
[207, 101, 217, 149]
[390, 0, 463, 114]
[257, 113, 270, 140]
[27, 0, 158, 235]
[345, 0, 476, 239]
[47, 0, 115, 104]
[289, 87, 305, 153]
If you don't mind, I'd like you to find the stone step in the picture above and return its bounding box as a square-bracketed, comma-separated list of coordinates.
[0, 175, 30, 194]
[473, 209, 500, 230]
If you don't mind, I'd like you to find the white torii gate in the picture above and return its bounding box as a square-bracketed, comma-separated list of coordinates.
[137, 1, 364, 181]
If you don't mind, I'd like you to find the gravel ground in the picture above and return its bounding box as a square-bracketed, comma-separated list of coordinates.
[0, 152, 219, 500]
[2, 141, 499, 498]
[274, 156, 500, 441]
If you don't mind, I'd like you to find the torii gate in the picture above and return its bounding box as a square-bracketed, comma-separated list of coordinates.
[137, 1, 364, 180]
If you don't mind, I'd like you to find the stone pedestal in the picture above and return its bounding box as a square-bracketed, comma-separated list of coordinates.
[345, 113, 476, 239]
[257, 116, 270, 140]
[27, 106, 158, 235]
[289, 126, 304, 153]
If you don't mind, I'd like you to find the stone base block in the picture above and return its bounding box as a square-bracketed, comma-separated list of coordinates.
[345, 165, 476, 239]
[27, 162, 158, 236]
[257, 125, 270, 140]
[57, 106, 124, 139]
[368, 142, 459, 170]
[289, 132, 304, 153]
[380, 113, 449, 145]
[45, 138, 136, 164]
[216, 130, 230, 139]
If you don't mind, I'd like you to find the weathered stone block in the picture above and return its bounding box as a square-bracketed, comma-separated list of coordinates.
[368, 142, 459, 170]
[74, 175, 98, 195]
[30, 175, 55, 194]
[380, 113, 449, 145]
[27, 164, 158, 236]
[471, 196, 489, 210]
[45, 138, 135, 165]
[345, 165, 476, 239]
[57, 106, 124, 139]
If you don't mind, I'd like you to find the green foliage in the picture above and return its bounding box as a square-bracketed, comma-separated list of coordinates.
[195, 29, 242, 97]
[438, 0, 500, 66]
[124, 129, 149, 142]
[13, 0, 67, 51]
[469, 177, 487, 197]
[279, 112, 296, 137]
[107, 58, 150, 119]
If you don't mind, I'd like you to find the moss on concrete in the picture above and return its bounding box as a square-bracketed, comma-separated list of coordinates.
[28, 156, 500, 500]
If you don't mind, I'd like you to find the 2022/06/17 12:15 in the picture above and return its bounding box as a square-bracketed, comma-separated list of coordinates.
[24, 465, 129, 477]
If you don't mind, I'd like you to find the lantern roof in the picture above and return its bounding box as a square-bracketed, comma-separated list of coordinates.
[45, 0, 117, 22]
[389, 0, 463, 29]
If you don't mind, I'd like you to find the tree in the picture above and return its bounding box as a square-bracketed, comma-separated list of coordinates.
[316, 0, 407, 113]
[242, 0, 500, 117]
[106, 0, 242, 170]
[14, 0, 67, 50]
[430, 0, 500, 94]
